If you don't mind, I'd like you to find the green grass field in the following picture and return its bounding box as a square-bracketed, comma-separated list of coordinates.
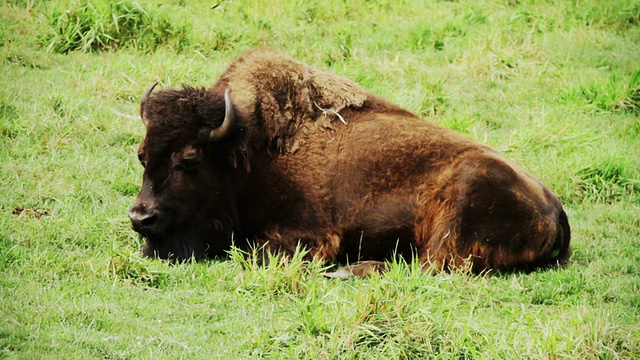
[1, 0, 639, 358]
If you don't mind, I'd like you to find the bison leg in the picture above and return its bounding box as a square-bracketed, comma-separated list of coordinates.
[248, 229, 344, 264]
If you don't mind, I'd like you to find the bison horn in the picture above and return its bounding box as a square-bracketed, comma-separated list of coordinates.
[208, 89, 235, 142]
[140, 82, 158, 125]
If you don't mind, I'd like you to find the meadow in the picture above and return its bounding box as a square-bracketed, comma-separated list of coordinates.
[1, 0, 639, 358]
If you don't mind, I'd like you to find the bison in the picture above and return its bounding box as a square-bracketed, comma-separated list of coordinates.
[128, 48, 570, 277]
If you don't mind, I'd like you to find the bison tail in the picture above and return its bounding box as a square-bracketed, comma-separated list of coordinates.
[550, 209, 571, 266]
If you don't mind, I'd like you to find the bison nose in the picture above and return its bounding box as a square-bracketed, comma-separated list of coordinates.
[128, 205, 160, 233]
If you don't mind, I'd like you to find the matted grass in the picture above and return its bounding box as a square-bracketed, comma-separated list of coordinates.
[1, 0, 639, 358]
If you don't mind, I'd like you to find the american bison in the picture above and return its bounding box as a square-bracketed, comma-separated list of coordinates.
[128, 48, 570, 276]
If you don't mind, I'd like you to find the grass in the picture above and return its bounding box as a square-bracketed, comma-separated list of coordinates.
[39, 1, 190, 53]
[1, 0, 639, 358]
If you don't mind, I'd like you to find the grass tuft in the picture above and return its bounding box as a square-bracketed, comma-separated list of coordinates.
[616, 69, 640, 113]
[40, 0, 190, 53]
[228, 244, 327, 297]
[575, 158, 640, 204]
[565, 70, 640, 114]
[107, 251, 172, 288]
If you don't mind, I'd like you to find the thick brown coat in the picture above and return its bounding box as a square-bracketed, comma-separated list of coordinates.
[129, 48, 571, 274]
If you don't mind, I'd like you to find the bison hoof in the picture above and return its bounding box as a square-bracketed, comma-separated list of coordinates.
[322, 261, 388, 279]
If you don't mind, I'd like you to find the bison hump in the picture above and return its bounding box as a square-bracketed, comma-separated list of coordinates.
[221, 49, 368, 153]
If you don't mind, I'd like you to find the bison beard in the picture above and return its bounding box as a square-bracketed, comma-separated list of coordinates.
[128, 48, 571, 276]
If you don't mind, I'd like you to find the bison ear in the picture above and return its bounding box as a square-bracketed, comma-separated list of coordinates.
[207, 89, 235, 142]
[140, 82, 158, 126]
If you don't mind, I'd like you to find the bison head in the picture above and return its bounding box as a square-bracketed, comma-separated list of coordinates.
[128, 83, 243, 261]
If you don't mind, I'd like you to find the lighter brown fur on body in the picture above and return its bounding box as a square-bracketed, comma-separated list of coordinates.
[225, 50, 565, 271]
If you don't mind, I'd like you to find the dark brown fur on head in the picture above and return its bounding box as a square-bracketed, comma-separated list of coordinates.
[142, 86, 231, 151]
[132, 86, 247, 260]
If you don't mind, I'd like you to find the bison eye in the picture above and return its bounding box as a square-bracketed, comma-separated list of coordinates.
[179, 157, 201, 172]
[138, 153, 146, 168]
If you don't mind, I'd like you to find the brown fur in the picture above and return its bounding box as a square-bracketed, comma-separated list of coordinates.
[129, 48, 571, 274]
